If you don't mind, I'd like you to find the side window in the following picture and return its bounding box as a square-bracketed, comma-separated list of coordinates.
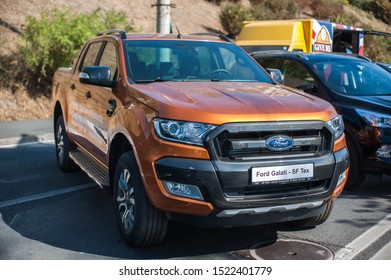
[197, 47, 212, 76]
[99, 42, 118, 80]
[218, 47, 255, 80]
[281, 60, 314, 88]
[79, 42, 102, 71]
[257, 58, 282, 69]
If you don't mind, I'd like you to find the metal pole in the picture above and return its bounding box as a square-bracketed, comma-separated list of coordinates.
[156, 0, 171, 34]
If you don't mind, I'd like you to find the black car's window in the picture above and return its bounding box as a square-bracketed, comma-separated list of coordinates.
[79, 42, 102, 71]
[257, 58, 282, 69]
[124, 40, 272, 83]
[312, 60, 391, 96]
[281, 60, 314, 88]
[99, 42, 118, 80]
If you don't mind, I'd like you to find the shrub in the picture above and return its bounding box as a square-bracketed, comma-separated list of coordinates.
[310, 0, 344, 19]
[18, 8, 133, 92]
[348, 0, 367, 9]
[219, 3, 253, 37]
[363, 0, 391, 24]
[251, 0, 298, 20]
[364, 33, 391, 63]
[219, 0, 299, 37]
[205, 0, 241, 5]
[331, 6, 360, 25]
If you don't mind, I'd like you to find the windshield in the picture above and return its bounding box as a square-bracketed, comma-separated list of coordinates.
[123, 40, 271, 83]
[311, 59, 391, 96]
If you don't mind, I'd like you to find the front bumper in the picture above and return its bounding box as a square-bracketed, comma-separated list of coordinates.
[154, 147, 349, 227]
[357, 126, 391, 175]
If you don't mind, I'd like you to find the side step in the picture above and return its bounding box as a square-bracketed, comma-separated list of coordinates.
[69, 149, 110, 189]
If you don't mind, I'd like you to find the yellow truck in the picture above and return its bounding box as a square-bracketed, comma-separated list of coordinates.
[236, 19, 365, 55]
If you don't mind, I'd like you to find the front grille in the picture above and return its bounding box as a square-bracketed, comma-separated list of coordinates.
[207, 121, 333, 161]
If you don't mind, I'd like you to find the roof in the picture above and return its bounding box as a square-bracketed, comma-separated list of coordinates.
[96, 29, 232, 43]
[251, 51, 371, 62]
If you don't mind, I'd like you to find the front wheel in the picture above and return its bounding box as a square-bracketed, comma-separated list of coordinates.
[55, 115, 77, 172]
[113, 152, 168, 247]
[293, 201, 334, 228]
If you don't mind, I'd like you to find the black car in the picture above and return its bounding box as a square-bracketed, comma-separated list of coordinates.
[252, 51, 391, 189]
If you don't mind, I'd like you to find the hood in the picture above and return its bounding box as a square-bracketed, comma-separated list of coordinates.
[358, 95, 391, 112]
[338, 94, 391, 116]
[130, 81, 336, 124]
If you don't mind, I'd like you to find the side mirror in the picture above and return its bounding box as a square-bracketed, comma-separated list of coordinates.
[266, 68, 284, 84]
[79, 66, 115, 88]
[296, 84, 319, 94]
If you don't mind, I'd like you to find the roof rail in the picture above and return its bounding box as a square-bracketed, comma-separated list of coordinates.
[249, 50, 291, 57]
[190, 32, 232, 43]
[97, 29, 127, 39]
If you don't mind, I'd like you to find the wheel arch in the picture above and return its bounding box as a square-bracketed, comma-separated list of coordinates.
[109, 132, 133, 189]
[53, 101, 63, 130]
[344, 121, 364, 164]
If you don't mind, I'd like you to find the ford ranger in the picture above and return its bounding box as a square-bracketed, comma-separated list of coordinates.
[52, 30, 349, 247]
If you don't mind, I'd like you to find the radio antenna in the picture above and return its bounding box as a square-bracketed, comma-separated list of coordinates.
[170, 6, 182, 38]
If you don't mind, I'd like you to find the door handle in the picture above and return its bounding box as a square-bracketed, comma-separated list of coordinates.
[107, 98, 117, 117]
[85, 91, 91, 99]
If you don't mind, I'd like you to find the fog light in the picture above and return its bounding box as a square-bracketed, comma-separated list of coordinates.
[162, 181, 204, 200]
[337, 169, 347, 186]
[376, 145, 391, 158]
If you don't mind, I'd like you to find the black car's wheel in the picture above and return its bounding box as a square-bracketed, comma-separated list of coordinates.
[345, 134, 364, 189]
[55, 115, 77, 172]
[113, 151, 168, 247]
[293, 201, 334, 228]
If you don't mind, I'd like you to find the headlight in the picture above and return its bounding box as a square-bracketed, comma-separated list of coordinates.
[356, 109, 391, 128]
[153, 118, 217, 146]
[327, 115, 344, 139]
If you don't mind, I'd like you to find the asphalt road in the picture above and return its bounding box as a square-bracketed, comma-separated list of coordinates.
[0, 119, 390, 260]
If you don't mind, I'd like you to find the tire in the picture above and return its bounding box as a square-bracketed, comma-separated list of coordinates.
[345, 134, 364, 190]
[113, 151, 168, 247]
[293, 201, 334, 228]
[55, 115, 78, 172]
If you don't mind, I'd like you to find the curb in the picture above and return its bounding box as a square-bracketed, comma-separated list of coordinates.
[0, 133, 54, 147]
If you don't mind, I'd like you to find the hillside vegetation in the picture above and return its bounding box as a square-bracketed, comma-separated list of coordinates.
[0, 0, 390, 121]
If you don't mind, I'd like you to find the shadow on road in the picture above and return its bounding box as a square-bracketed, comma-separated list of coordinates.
[1, 187, 279, 259]
[0, 143, 390, 260]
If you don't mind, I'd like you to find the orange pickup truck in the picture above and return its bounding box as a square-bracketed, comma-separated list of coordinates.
[52, 30, 349, 247]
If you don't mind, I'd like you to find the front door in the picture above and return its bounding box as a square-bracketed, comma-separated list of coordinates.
[82, 41, 120, 164]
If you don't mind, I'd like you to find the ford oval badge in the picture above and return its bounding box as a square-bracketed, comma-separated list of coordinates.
[265, 135, 294, 151]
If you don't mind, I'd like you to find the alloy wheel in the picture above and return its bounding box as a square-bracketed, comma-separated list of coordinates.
[116, 169, 135, 233]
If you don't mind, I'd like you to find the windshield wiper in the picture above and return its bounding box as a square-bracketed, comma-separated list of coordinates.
[211, 79, 258, 82]
[135, 77, 176, 83]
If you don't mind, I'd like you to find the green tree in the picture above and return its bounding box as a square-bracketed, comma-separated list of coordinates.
[19, 7, 133, 91]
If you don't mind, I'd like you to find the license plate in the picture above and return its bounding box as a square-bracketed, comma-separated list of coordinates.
[252, 163, 314, 184]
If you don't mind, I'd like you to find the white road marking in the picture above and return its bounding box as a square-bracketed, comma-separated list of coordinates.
[371, 240, 391, 260]
[0, 183, 96, 209]
[334, 213, 391, 260]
